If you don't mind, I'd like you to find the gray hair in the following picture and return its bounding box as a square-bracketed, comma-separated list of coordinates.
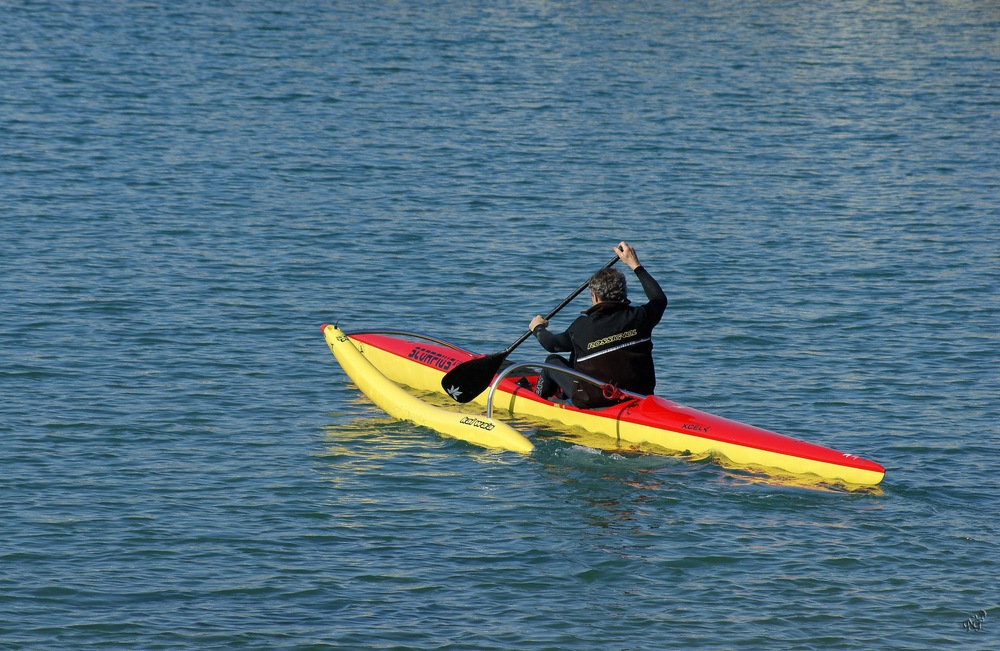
[589, 268, 628, 302]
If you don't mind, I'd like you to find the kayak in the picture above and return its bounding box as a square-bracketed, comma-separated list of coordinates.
[321, 324, 885, 486]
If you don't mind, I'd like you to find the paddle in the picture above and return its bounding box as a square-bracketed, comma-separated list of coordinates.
[441, 255, 620, 402]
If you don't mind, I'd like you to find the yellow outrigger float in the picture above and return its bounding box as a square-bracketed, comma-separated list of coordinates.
[323, 324, 533, 453]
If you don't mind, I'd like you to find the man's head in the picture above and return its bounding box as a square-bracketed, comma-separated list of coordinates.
[589, 268, 628, 303]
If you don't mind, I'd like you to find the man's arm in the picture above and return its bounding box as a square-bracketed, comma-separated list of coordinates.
[617, 241, 667, 320]
[530, 316, 572, 352]
[634, 265, 667, 321]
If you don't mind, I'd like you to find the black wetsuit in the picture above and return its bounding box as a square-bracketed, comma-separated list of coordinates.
[532, 265, 667, 408]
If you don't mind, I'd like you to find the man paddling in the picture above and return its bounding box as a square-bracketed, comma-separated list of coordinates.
[528, 241, 667, 408]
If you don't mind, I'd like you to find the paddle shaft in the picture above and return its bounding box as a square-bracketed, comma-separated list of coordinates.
[501, 255, 620, 356]
[441, 254, 621, 402]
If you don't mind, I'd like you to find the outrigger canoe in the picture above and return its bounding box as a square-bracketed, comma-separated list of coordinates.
[322, 324, 885, 486]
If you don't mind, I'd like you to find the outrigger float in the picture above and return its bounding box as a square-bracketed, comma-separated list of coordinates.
[322, 323, 885, 486]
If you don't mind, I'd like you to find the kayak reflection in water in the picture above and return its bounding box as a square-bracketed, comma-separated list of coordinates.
[528, 241, 667, 408]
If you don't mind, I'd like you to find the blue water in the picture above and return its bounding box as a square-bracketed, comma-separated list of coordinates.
[2, 1, 998, 649]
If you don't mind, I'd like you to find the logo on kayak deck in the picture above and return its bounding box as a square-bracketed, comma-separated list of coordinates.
[408, 346, 456, 371]
[460, 416, 495, 431]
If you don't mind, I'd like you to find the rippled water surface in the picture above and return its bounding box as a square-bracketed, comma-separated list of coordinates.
[2, 1, 997, 649]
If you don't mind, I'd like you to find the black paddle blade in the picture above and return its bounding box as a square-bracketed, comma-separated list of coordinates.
[441, 352, 509, 403]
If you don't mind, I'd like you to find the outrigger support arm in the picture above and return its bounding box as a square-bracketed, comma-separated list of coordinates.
[485, 362, 644, 418]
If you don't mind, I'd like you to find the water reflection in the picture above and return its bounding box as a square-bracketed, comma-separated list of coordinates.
[535, 425, 881, 494]
[320, 404, 882, 498]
